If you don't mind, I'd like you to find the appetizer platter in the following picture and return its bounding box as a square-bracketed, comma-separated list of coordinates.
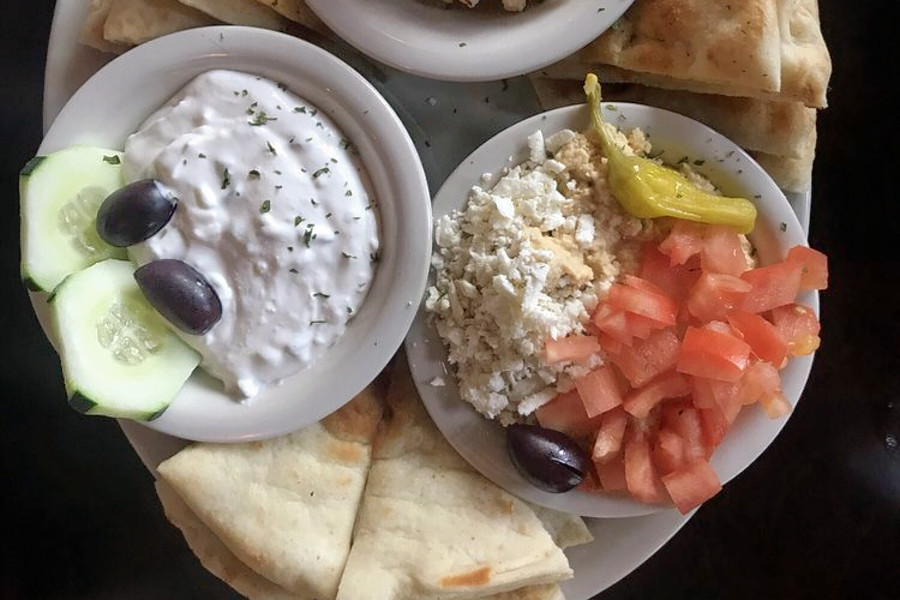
[34, 0, 832, 598]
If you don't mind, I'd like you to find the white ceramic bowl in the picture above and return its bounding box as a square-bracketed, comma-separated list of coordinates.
[32, 26, 432, 442]
[406, 103, 818, 518]
[305, 0, 635, 82]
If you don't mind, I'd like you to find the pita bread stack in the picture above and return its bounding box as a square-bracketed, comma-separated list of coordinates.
[155, 363, 591, 600]
[531, 0, 831, 192]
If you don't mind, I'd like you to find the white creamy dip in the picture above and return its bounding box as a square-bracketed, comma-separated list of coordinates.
[124, 70, 380, 398]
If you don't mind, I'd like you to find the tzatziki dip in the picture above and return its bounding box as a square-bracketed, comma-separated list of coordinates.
[124, 70, 380, 398]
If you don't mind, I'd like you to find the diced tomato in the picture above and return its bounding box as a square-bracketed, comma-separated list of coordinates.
[652, 429, 685, 475]
[659, 220, 705, 266]
[609, 328, 682, 387]
[699, 404, 729, 450]
[786, 245, 829, 291]
[737, 361, 781, 405]
[596, 457, 627, 491]
[662, 460, 723, 514]
[607, 282, 678, 326]
[739, 261, 803, 313]
[727, 310, 788, 366]
[624, 431, 666, 504]
[639, 243, 701, 303]
[687, 273, 752, 322]
[709, 379, 743, 424]
[677, 326, 752, 382]
[598, 333, 624, 354]
[759, 390, 793, 418]
[535, 391, 600, 438]
[625, 313, 654, 339]
[623, 274, 671, 298]
[623, 372, 691, 419]
[690, 376, 717, 409]
[591, 407, 628, 463]
[576, 366, 624, 418]
[771, 304, 821, 356]
[700, 225, 749, 276]
[661, 402, 707, 462]
[544, 335, 601, 364]
[577, 464, 602, 492]
[592, 305, 633, 345]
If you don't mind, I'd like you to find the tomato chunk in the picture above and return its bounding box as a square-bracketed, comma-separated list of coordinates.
[759, 390, 793, 418]
[596, 457, 627, 491]
[701, 225, 749, 276]
[607, 282, 678, 326]
[699, 404, 729, 450]
[659, 220, 705, 266]
[687, 273, 752, 322]
[786, 245, 829, 291]
[623, 372, 691, 419]
[677, 326, 752, 382]
[575, 366, 624, 418]
[727, 310, 788, 366]
[591, 407, 628, 463]
[545, 335, 601, 364]
[592, 305, 633, 345]
[624, 431, 666, 504]
[739, 261, 803, 313]
[640, 243, 701, 303]
[535, 391, 600, 438]
[652, 429, 686, 476]
[663, 404, 707, 462]
[609, 328, 682, 387]
[662, 460, 723, 514]
[737, 361, 781, 405]
[771, 304, 821, 356]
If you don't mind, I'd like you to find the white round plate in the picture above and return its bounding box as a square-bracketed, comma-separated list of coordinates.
[406, 103, 818, 518]
[305, 0, 636, 82]
[34, 26, 432, 442]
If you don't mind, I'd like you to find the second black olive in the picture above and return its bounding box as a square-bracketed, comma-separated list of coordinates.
[96, 179, 176, 247]
[506, 423, 590, 493]
[134, 259, 222, 335]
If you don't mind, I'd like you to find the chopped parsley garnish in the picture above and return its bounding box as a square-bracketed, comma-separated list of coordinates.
[370, 251, 380, 263]
[312, 167, 330, 179]
[260, 200, 271, 213]
[304, 224, 315, 247]
[277, 82, 288, 91]
[241, 89, 248, 97]
[309, 320, 326, 325]
[289, 268, 299, 274]
[315, 122, 324, 129]
[274, 169, 282, 175]
[309, 108, 318, 117]
[248, 169, 261, 180]
[780, 222, 788, 232]
[345, 190, 352, 197]
[294, 106, 307, 113]
[305, 137, 313, 142]
[693, 159, 706, 166]
[249, 111, 278, 126]
[330, 158, 338, 164]
[310, 198, 319, 205]
[346, 306, 353, 314]
[221, 167, 231, 189]
[102, 155, 121, 165]
[275, 185, 283, 191]
[287, 246, 294, 252]
[459, 42, 467, 47]
[266, 141, 277, 155]
[325, 212, 332, 218]
[313, 292, 330, 299]
[339, 138, 357, 153]
[294, 216, 305, 227]
[198, 153, 207, 159]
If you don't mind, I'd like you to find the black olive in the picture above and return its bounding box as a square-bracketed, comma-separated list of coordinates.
[134, 259, 222, 335]
[506, 423, 590, 493]
[96, 179, 176, 247]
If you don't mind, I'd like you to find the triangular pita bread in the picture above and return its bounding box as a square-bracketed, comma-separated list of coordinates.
[156, 387, 383, 599]
[336, 359, 573, 600]
[254, 0, 328, 33]
[103, 0, 217, 46]
[176, 0, 289, 30]
[80, 0, 132, 54]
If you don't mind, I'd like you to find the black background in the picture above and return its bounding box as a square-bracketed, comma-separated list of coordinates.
[2, 1, 898, 599]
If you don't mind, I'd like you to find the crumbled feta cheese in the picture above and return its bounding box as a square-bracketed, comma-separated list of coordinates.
[527, 130, 546, 164]
[545, 129, 577, 154]
[429, 376, 446, 387]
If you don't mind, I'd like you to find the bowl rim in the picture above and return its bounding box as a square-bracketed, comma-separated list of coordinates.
[32, 26, 432, 442]
[407, 101, 818, 518]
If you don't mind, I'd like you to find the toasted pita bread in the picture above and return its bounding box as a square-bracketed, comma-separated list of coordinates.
[176, 0, 288, 30]
[531, 505, 594, 550]
[776, 0, 831, 109]
[103, 0, 217, 46]
[156, 480, 307, 600]
[581, 0, 782, 94]
[157, 388, 384, 599]
[254, 0, 328, 33]
[336, 359, 573, 600]
[80, 0, 132, 54]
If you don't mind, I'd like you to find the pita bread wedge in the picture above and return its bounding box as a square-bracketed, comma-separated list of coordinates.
[156, 480, 306, 600]
[104, 0, 217, 46]
[177, 0, 288, 30]
[581, 0, 782, 94]
[80, 0, 131, 54]
[336, 359, 573, 600]
[775, 0, 831, 109]
[157, 387, 384, 599]
[254, 0, 328, 33]
[531, 505, 593, 550]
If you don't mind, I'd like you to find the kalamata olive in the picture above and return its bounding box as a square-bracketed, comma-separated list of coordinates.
[134, 259, 222, 335]
[506, 423, 590, 493]
[96, 179, 176, 247]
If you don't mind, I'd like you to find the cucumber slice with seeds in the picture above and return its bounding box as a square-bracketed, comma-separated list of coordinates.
[20, 146, 128, 292]
[51, 259, 200, 420]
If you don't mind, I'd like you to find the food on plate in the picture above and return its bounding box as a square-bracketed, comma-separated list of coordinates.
[176, 0, 289, 30]
[96, 179, 177, 247]
[427, 77, 828, 513]
[532, 0, 831, 193]
[134, 259, 223, 335]
[155, 366, 590, 600]
[50, 259, 200, 419]
[335, 360, 576, 600]
[80, 0, 131, 54]
[255, 0, 326, 31]
[507, 423, 590, 493]
[20, 146, 127, 292]
[122, 69, 379, 397]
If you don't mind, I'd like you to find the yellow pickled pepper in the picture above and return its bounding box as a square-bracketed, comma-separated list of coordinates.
[583, 74, 758, 234]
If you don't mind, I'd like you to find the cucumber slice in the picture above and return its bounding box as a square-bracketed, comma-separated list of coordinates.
[20, 146, 128, 292]
[51, 259, 201, 420]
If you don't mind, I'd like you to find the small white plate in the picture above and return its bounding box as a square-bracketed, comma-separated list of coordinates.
[406, 103, 818, 518]
[33, 26, 432, 442]
[305, 0, 635, 82]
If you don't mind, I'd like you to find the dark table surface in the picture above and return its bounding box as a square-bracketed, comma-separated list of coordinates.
[2, 1, 898, 599]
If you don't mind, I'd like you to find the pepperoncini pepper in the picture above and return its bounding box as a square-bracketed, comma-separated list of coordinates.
[583, 73, 758, 234]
